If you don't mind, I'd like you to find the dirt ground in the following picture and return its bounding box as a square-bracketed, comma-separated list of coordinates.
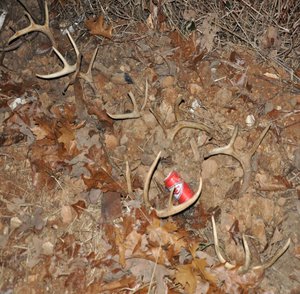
[0, 1, 300, 293]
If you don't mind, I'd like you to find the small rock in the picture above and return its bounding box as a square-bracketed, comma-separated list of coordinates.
[61, 205, 74, 224]
[201, 158, 218, 180]
[277, 197, 287, 206]
[42, 241, 54, 255]
[105, 133, 119, 150]
[161, 87, 178, 105]
[188, 83, 203, 95]
[10, 217, 22, 229]
[120, 134, 128, 145]
[214, 88, 232, 106]
[264, 101, 274, 114]
[160, 76, 175, 88]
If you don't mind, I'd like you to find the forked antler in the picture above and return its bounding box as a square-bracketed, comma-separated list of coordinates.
[107, 92, 141, 119]
[143, 151, 203, 218]
[36, 31, 80, 79]
[212, 215, 290, 274]
[8, 0, 56, 48]
[205, 124, 270, 194]
[78, 47, 99, 95]
[168, 121, 212, 141]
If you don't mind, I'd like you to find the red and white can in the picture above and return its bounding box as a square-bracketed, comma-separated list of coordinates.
[164, 171, 194, 204]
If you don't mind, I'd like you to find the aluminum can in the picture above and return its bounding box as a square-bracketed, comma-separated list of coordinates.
[164, 171, 194, 204]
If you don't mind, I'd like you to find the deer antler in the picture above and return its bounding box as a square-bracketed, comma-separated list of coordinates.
[143, 151, 203, 218]
[107, 92, 141, 119]
[205, 124, 271, 194]
[78, 46, 99, 95]
[36, 31, 80, 79]
[8, 1, 56, 48]
[0, 0, 45, 52]
[168, 121, 212, 141]
[211, 215, 290, 274]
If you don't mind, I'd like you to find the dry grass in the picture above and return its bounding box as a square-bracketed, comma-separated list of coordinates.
[52, 0, 300, 84]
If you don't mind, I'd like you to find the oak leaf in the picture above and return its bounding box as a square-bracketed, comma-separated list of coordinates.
[85, 15, 113, 39]
[175, 264, 197, 294]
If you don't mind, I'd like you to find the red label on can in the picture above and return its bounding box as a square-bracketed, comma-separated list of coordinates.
[164, 171, 194, 204]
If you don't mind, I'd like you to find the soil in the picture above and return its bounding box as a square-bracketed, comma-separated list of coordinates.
[0, 1, 299, 293]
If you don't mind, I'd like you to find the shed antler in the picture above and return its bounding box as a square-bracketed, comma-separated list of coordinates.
[143, 151, 202, 218]
[205, 124, 270, 194]
[168, 121, 212, 141]
[8, 0, 56, 47]
[212, 215, 290, 274]
[107, 92, 141, 119]
[36, 31, 80, 79]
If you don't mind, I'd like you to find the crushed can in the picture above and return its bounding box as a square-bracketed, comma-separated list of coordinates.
[164, 171, 194, 204]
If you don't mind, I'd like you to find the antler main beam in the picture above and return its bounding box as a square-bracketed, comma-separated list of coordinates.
[143, 151, 203, 218]
[107, 92, 141, 119]
[205, 124, 271, 194]
[36, 31, 80, 79]
[8, 1, 56, 47]
[211, 215, 290, 274]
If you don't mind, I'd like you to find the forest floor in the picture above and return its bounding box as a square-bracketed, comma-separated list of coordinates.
[0, 1, 300, 293]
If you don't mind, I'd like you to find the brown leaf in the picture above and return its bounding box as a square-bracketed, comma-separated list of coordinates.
[193, 258, 216, 284]
[87, 276, 136, 292]
[71, 200, 87, 217]
[85, 15, 113, 39]
[175, 264, 197, 294]
[100, 191, 122, 223]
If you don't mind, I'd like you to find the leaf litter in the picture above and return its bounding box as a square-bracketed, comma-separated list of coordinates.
[0, 1, 299, 293]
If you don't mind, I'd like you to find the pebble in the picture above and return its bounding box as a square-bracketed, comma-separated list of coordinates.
[214, 88, 232, 106]
[160, 76, 175, 88]
[264, 101, 274, 114]
[188, 83, 203, 95]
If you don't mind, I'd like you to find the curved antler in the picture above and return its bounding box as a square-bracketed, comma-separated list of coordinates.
[143, 151, 202, 218]
[212, 215, 290, 274]
[36, 31, 80, 79]
[8, 0, 56, 47]
[205, 124, 270, 194]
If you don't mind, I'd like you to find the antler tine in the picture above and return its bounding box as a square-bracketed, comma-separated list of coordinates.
[78, 47, 99, 95]
[238, 234, 251, 274]
[212, 215, 236, 270]
[143, 151, 162, 209]
[212, 215, 290, 274]
[206, 124, 270, 194]
[8, 1, 56, 47]
[252, 238, 290, 271]
[36, 31, 80, 79]
[157, 177, 202, 218]
[168, 121, 212, 141]
[107, 92, 141, 119]
[143, 151, 203, 218]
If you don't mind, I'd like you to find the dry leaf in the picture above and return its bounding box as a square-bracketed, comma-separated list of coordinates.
[100, 191, 122, 223]
[85, 15, 113, 39]
[71, 200, 86, 217]
[175, 264, 197, 294]
[193, 258, 216, 284]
